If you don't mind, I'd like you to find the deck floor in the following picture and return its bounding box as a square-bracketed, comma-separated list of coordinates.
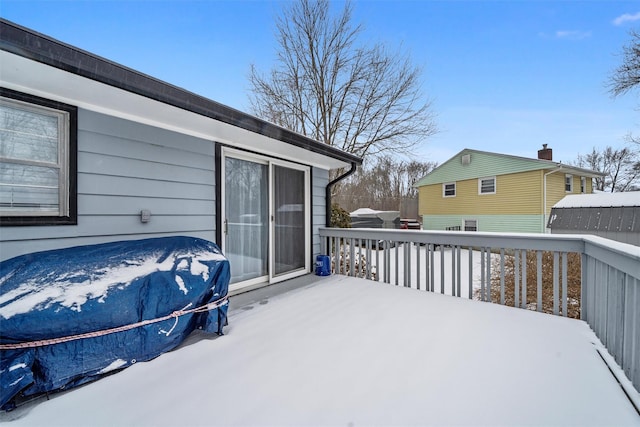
[4, 275, 640, 426]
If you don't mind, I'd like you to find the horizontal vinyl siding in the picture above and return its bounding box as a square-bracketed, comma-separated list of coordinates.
[416, 150, 553, 186]
[1, 109, 216, 260]
[423, 214, 545, 233]
[546, 172, 595, 212]
[419, 170, 544, 216]
[546, 172, 568, 214]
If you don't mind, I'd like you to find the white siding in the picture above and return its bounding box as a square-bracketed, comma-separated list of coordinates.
[0, 109, 216, 260]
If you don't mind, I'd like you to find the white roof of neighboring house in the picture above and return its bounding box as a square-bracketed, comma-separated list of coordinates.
[350, 208, 379, 216]
[350, 208, 399, 222]
[553, 192, 640, 209]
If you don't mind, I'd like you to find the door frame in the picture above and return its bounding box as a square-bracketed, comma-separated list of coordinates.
[268, 160, 311, 284]
[219, 146, 310, 292]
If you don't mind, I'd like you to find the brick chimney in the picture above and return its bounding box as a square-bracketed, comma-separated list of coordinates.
[538, 144, 552, 161]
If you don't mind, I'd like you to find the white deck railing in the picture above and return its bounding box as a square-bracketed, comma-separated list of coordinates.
[319, 227, 640, 393]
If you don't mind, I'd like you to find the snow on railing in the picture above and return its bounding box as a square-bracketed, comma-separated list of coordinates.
[319, 227, 640, 393]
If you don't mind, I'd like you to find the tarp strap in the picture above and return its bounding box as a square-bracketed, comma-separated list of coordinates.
[0, 296, 229, 350]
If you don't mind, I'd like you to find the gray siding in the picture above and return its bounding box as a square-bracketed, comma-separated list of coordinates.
[312, 167, 329, 258]
[0, 109, 216, 261]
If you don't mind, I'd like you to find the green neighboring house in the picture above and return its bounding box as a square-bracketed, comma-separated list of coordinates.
[415, 146, 603, 233]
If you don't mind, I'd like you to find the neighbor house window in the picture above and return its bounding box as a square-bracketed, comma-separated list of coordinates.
[0, 89, 77, 225]
[565, 174, 573, 192]
[580, 177, 586, 193]
[478, 176, 496, 194]
[464, 219, 477, 231]
[443, 182, 456, 197]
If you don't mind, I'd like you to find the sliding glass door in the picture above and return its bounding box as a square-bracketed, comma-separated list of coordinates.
[272, 165, 306, 276]
[222, 148, 310, 291]
[224, 156, 268, 284]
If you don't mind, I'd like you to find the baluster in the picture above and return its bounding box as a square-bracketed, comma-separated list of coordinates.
[521, 250, 527, 309]
[537, 250, 543, 312]
[500, 248, 505, 305]
[514, 250, 520, 308]
[553, 251, 559, 315]
[480, 248, 486, 301]
[562, 252, 568, 317]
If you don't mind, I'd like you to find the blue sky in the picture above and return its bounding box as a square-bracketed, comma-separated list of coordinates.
[2, 0, 639, 165]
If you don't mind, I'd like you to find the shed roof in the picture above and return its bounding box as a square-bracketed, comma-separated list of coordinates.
[0, 19, 362, 169]
[553, 192, 640, 208]
[415, 148, 603, 187]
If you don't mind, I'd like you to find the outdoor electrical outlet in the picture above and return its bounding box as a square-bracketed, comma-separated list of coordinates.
[140, 209, 151, 223]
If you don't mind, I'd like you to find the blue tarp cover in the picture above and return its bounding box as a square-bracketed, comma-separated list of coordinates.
[0, 236, 230, 410]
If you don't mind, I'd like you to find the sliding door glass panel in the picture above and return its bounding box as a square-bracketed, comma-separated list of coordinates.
[225, 157, 268, 284]
[273, 165, 305, 276]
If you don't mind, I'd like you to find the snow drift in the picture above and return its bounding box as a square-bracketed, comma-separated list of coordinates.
[0, 236, 230, 411]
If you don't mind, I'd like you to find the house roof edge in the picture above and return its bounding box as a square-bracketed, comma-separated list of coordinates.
[415, 148, 603, 186]
[0, 19, 362, 166]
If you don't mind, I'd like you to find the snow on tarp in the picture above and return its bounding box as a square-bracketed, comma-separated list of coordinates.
[0, 236, 230, 411]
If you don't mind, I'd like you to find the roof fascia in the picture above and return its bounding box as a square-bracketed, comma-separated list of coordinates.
[0, 19, 362, 167]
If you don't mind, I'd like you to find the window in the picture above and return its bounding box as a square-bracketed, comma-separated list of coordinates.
[580, 177, 586, 193]
[443, 182, 456, 197]
[478, 176, 496, 194]
[565, 174, 573, 192]
[464, 219, 477, 231]
[0, 89, 77, 225]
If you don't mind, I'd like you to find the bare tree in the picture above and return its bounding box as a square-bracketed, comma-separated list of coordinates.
[248, 0, 437, 160]
[574, 145, 640, 192]
[609, 29, 640, 98]
[334, 156, 437, 212]
[609, 30, 640, 144]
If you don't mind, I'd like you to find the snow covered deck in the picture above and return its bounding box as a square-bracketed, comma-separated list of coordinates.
[4, 275, 639, 426]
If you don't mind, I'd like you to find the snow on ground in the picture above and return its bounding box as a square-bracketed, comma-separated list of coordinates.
[3, 276, 639, 426]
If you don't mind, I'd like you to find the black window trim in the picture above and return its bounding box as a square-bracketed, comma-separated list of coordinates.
[0, 87, 78, 226]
